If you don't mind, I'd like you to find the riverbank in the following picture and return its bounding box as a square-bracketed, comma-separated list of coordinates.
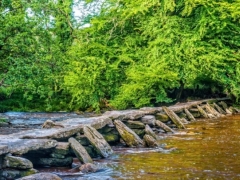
[0, 98, 238, 180]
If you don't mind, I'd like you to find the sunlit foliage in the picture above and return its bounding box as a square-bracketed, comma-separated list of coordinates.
[0, 0, 239, 111]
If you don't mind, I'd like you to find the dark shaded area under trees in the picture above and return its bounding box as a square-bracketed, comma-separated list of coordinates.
[0, 0, 240, 112]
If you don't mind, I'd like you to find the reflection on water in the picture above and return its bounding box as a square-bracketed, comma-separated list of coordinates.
[39, 115, 240, 180]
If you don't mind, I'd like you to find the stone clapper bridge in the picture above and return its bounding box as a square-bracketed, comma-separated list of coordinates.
[0, 98, 238, 179]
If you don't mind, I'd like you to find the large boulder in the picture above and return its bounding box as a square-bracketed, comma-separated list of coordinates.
[16, 172, 62, 180]
[3, 155, 33, 169]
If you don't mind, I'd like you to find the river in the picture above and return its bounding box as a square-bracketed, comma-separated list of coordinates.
[35, 114, 240, 180]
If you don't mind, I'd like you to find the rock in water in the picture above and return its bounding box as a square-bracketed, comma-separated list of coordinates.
[155, 120, 175, 133]
[3, 155, 33, 169]
[162, 106, 185, 129]
[143, 134, 159, 148]
[16, 172, 62, 180]
[83, 126, 113, 158]
[145, 125, 158, 140]
[213, 103, 226, 114]
[79, 163, 98, 173]
[68, 137, 93, 164]
[184, 108, 196, 121]
[197, 105, 209, 118]
[114, 120, 144, 147]
[1, 168, 38, 180]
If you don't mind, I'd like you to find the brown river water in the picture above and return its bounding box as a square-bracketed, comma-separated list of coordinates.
[36, 114, 240, 180]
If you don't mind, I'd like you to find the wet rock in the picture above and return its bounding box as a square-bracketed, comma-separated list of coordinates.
[3, 155, 33, 169]
[155, 120, 175, 133]
[162, 106, 185, 129]
[140, 115, 156, 126]
[84, 146, 99, 158]
[0, 145, 8, 155]
[184, 108, 196, 121]
[0, 139, 57, 155]
[180, 118, 189, 124]
[31, 157, 73, 167]
[155, 113, 169, 123]
[145, 125, 158, 140]
[83, 126, 113, 158]
[50, 153, 65, 159]
[97, 125, 113, 134]
[178, 112, 187, 119]
[69, 137, 93, 164]
[0, 168, 38, 180]
[192, 112, 201, 118]
[125, 121, 145, 129]
[0, 122, 10, 127]
[16, 172, 62, 180]
[213, 103, 226, 114]
[0, 156, 4, 169]
[52, 142, 70, 156]
[79, 163, 98, 173]
[75, 134, 91, 146]
[197, 105, 209, 118]
[143, 134, 159, 148]
[103, 132, 120, 144]
[206, 103, 223, 117]
[114, 120, 144, 147]
[131, 129, 145, 138]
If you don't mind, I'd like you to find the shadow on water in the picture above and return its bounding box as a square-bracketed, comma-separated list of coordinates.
[37, 115, 240, 180]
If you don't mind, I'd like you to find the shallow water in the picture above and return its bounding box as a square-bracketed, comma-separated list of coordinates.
[39, 114, 240, 180]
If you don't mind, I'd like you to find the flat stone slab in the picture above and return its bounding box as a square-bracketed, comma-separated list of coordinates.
[0, 145, 8, 155]
[0, 139, 57, 155]
[0, 116, 112, 140]
[103, 110, 146, 120]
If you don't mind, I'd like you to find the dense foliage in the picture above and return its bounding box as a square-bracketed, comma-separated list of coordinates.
[0, 0, 240, 112]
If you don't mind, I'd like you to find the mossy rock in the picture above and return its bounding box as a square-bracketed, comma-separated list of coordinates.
[125, 121, 145, 129]
[0, 168, 38, 179]
[177, 112, 187, 119]
[155, 113, 169, 122]
[103, 133, 120, 144]
[97, 125, 113, 134]
[132, 129, 145, 138]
